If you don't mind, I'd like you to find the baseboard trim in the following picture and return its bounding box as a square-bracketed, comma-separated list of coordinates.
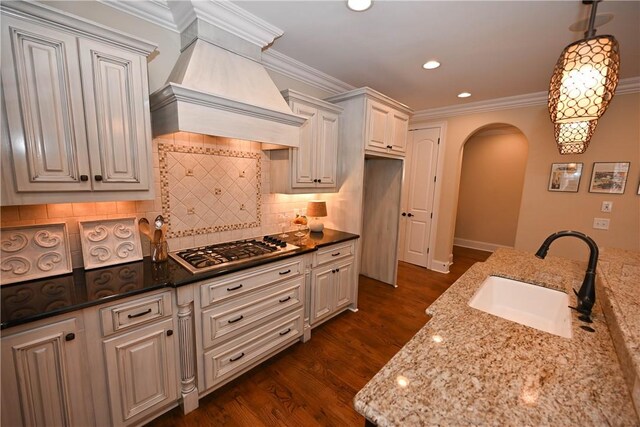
[454, 238, 512, 253]
[430, 259, 451, 274]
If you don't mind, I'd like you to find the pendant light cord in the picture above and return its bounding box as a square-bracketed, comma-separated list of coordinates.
[584, 0, 601, 38]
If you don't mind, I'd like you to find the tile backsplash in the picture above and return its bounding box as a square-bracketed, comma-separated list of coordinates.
[1, 132, 332, 269]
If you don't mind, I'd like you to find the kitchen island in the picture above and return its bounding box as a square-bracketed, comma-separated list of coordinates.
[354, 248, 639, 426]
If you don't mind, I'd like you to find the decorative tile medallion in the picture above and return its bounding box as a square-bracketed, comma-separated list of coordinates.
[79, 217, 142, 270]
[158, 143, 262, 238]
[0, 223, 72, 285]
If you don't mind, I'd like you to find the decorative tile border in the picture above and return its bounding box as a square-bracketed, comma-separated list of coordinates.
[0, 223, 72, 285]
[158, 142, 262, 239]
[78, 217, 143, 270]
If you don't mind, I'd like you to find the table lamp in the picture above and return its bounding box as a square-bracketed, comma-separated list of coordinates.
[306, 201, 327, 233]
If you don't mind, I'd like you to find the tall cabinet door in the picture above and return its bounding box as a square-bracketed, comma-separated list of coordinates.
[78, 39, 151, 191]
[315, 110, 339, 188]
[334, 260, 354, 311]
[1, 318, 94, 427]
[310, 266, 333, 324]
[365, 99, 390, 151]
[389, 111, 409, 154]
[0, 16, 91, 192]
[290, 102, 316, 188]
[103, 318, 177, 426]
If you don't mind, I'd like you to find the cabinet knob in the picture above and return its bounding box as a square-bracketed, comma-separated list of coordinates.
[94, 175, 103, 182]
[401, 212, 407, 217]
[317, 179, 321, 183]
[336, 268, 340, 272]
[166, 330, 173, 336]
[387, 145, 393, 149]
[65, 333, 75, 341]
[313, 179, 318, 183]
[80, 175, 89, 182]
[407, 213, 414, 217]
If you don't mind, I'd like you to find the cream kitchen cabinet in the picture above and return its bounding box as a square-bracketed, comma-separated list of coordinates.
[310, 240, 357, 326]
[84, 290, 179, 427]
[365, 98, 410, 156]
[270, 90, 343, 193]
[195, 256, 305, 393]
[325, 87, 412, 160]
[0, 2, 156, 205]
[1, 315, 95, 427]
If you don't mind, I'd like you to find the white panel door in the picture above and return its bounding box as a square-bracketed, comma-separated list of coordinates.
[0, 16, 91, 192]
[399, 127, 440, 267]
[79, 39, 150, 191]
[315, 110, 339, 187]
[290, 102, 316, 188]
[103, 318, 177, 425]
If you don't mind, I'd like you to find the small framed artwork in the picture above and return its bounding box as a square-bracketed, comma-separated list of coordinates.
[589, 162, 630, 194]
[548, 163, 583, 192]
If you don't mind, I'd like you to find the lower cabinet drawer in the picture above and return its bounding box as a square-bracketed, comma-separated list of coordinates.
[201, 277, 303, 348]
[100, 291, 172, 336]
[203, 311, 303, 389]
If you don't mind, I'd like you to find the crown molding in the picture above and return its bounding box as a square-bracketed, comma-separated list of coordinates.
[262, 49, 355, 96]
[413, 76, 640, 122]
[97, 0, 177, 32]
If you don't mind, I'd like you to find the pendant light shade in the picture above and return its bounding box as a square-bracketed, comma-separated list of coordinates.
[548, 35, 620, 123]
[547, 0, 620, 155]
[554, 120, 598, 154]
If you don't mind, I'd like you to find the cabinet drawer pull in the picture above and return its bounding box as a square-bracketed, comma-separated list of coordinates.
[227, 284, 243, 291]
[279, 328, 292, 336]
[127, 308, 152, 319]
[228, 315, 244, 324]
[279, 269, 291, 275]
[279, 296, 292, 303]
[229, 352, 245, 362]
[167, 329, 173, 336]
[331, 252, 341, 257]
[65, 333, 75, 341]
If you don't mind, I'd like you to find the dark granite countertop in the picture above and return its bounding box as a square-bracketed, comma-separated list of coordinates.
[0, 229, 358, 330]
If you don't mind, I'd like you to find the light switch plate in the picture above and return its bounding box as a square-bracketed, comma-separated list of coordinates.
[601, 201, 613, 213]
[593, 218, 610, 230]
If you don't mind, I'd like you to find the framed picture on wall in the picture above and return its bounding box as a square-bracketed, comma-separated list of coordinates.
[589, 162, 630, 194]
[548, 163, 583, 192]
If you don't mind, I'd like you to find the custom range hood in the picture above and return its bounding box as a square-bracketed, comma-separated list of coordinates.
[149, 2, 305, 148]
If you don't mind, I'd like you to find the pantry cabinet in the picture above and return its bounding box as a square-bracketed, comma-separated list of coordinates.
[270, 90, 343, 193]
[0, 2, 156, 205]
[1, 315, 95, 427]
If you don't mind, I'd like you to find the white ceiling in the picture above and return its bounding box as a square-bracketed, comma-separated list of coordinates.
[232, 1, 640, 111]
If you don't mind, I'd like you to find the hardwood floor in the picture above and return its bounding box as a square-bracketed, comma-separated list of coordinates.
[147, 246, 490, 427]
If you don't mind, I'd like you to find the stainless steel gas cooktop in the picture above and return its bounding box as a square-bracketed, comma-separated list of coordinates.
[169, 237, 299, 274]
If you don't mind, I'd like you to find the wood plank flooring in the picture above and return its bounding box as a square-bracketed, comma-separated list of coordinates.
[147, 246, 490, 427]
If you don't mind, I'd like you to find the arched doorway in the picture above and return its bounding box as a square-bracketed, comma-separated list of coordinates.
[454, 123, 529, 252]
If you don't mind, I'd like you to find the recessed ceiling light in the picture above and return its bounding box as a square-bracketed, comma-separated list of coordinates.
[422, 60, 441, 70]
[347, 0, 372, 12]
[458, 92, 472, 98]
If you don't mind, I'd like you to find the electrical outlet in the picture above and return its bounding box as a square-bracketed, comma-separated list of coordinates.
[239, 170, 245, 178]
[601, 201, 613, 213]
[593, 218, 610, 230]
[240, 204, 245, 210]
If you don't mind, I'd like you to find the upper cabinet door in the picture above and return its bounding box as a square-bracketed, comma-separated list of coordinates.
[366, 99, 390, 151]
[0, 16, 92, 192]
[290, 101, 316, 188]
[315, 110, 339, 188]
[79, 39, 151, 191]
[389, 111, 409, 154]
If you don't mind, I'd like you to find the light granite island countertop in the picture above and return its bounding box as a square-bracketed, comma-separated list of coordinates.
[354, 248, 639, 426]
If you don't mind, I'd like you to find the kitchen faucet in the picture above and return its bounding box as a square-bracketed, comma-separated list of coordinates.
[535, 230, 599, 317]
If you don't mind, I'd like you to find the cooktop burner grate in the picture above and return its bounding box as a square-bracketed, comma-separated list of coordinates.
[169, 237, 298, 274]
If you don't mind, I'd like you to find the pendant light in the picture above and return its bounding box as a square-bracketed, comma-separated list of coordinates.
[548, 0, 620, 154]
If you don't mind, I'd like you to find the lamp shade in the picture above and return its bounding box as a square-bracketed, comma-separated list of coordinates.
[306, 201, 327, 218]
[554, 120, 598, 155]
[548, 35, 620, 124]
